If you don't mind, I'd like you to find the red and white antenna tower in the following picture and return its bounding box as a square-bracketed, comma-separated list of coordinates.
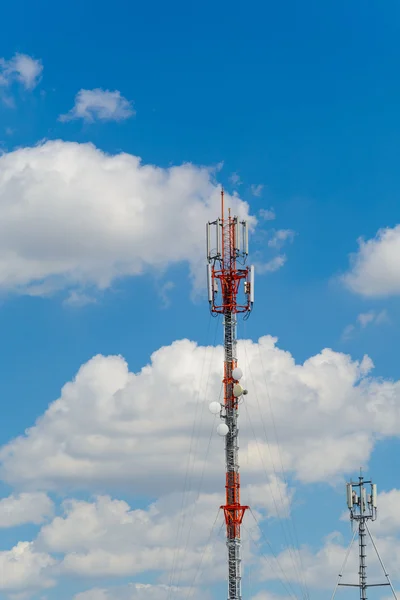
[206, 189, 254, 600]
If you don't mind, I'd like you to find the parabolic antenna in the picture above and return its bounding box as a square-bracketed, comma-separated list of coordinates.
[233, 384, 244, 398]
[209, 401, 221, 415]
[217, 423, 229, 436]
[232, 367, 243, 381]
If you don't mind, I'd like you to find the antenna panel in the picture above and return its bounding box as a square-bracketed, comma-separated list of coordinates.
[207, 264, 213, 303]
[217, 218, 222, 256]
[362, 488, 367, 510]
[235, 218, 241, 253]
[244, 222, 249, 255]
[346, 483, 353, 509]
[371, 483, 377, 508]
[206, 223, 211, 260]
[249, 265, 255, 305]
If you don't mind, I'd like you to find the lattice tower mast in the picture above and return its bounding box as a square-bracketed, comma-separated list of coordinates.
[344, 476, 378, 600]
[206, 189, 254, 600]
[332, 474, 396, 600]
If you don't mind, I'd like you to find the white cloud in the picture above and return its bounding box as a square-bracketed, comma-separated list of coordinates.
[251, 593, 291, 600]
[358, 309, 388, 328]
[251, 184, 264, 197]
[256, 255, 287, 273]
[0, 53, 43, 90]
[60, 89, 134, 123]
[0, 541, 55, 592]
[256, 490, 400, 592]
[369, 489, 400, 536]
[73, 583, 210, 600]
[34, 487, 400, 598]
[259, 522, 400, 592]
[229, 172, 242, 186]
[268, 229, 295, 249]
[341, 324, 355, 341]
[75, 591, 109, 600]
[1, 336, 400, 496]
[259, 208, 275, 221]
[63, 290, 97, 307]
[158, 280, 175, 308]
[358, 311, 377, 328]
[36, 493, 227, 580]
[341, 310, 389, 341]
[4, 337, 400, 596]
[0, 140, 253, 297]
[0, 492, 53, 527]
[342, 225, 400, 297]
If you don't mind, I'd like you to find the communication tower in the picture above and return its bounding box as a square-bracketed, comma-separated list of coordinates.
[206, 189, 254, 600]
[331, 473, 397, 600]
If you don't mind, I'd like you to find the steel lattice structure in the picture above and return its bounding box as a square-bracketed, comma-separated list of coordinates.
[206, 190, 254, 600]
[331, 474, 397, 600]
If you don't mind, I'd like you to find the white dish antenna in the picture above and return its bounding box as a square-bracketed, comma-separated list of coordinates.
[217, 423, 229, 436]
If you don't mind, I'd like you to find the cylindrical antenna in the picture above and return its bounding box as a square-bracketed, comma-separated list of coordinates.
[206, 222, 211, 260]
[362, 487, 367, 511]
[346, 484, 353, 509]
[250, 265, 255, 305]
[244, 221, 249, 255]
[216, 218, 222, 257]
[207, 264, 213, 303]
[235, 218, 241, 253]
[371, 484, 377, 508]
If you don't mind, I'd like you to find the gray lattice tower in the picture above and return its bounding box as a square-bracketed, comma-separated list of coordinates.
[332, 474, 397, 600]
[343, 476, 377, 600]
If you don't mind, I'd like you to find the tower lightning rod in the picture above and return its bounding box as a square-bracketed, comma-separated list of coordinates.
[206, 189, 254, 600]
[331, 473, 397, 600]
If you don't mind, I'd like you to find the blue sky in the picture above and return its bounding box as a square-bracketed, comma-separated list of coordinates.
[1, 1, 400, 599]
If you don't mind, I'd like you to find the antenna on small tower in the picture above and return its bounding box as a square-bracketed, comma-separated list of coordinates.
[331, 473, 397, 600]
[206, 188, 254, 600]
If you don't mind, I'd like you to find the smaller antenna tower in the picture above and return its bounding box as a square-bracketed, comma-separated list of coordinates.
[331, 472, 397, 600]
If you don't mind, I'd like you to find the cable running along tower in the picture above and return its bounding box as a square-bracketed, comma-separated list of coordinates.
[331, 474, 397, 600]
[206, 190, 254, 600]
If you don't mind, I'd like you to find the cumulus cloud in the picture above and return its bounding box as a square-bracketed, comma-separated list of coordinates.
[0, 492, 53, 527]
[0, 52, 43, 90]
[35, 493, 227, 581]
[0, 541, 55, 592]
[3, 336, 400, 596]
[73, 583, 210, 600]
[369, 489, 400, 536]
[342, 225, 400, 297]
[256, 489, 400, 592]
[60, 88, 135, 123]
[1, 336, 400, 495]
[251, 594, 291, 600]
[0, 140, 253, 297]
[259, 522, 400, 593]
